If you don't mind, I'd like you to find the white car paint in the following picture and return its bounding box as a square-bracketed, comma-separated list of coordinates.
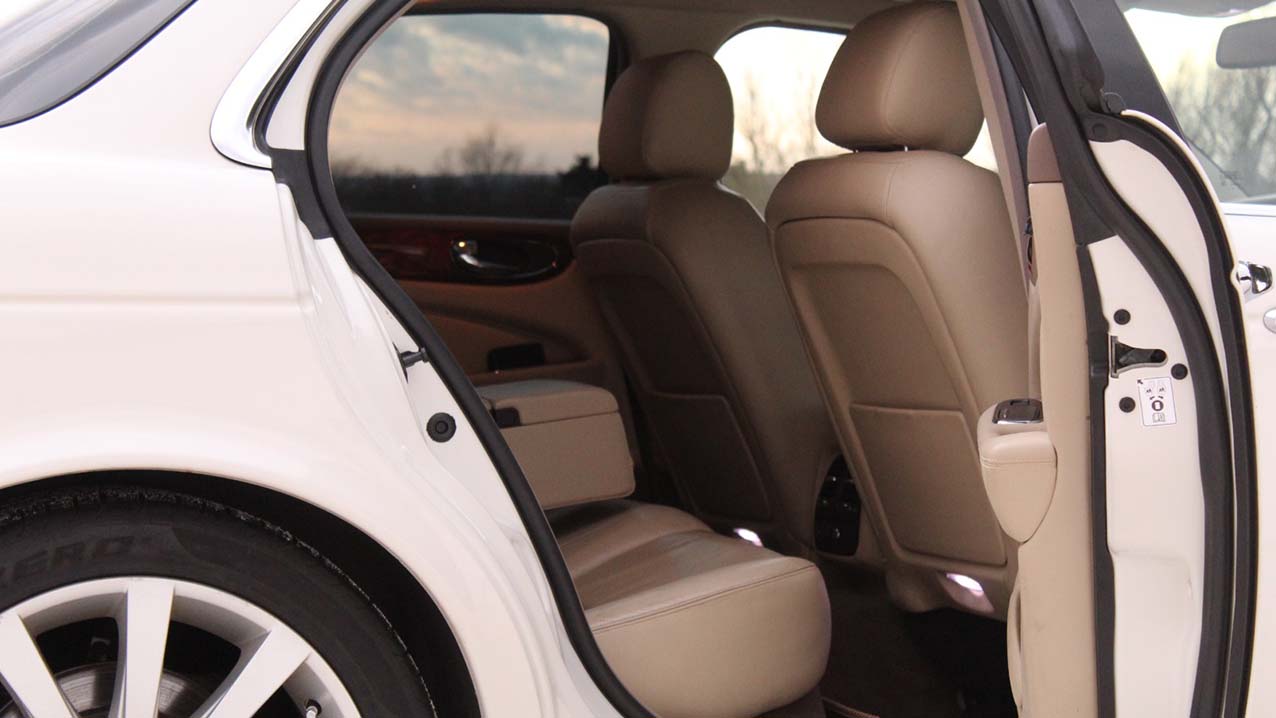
[0, 1, 1269, 716]
[1221, 205, 1276, 718]
[1089, 235, 1203, 718]
[0, 1, 620, 716]
[1089, 116, 1267, 718]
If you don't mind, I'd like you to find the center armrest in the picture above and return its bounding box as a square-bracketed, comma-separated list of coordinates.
[477, 380, 634, 510]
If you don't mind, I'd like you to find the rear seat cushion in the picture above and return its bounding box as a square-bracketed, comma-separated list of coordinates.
[556, 502, 831, 718]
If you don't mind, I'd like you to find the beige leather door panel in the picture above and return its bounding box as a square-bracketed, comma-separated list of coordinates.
[405, 265, 623, 391]
[986, 125, 1098, 718]
[352, 213, 635, 438]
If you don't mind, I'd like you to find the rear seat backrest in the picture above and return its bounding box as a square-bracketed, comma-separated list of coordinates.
[570, 50, 839, 550]
[767, 2, 1028, 611]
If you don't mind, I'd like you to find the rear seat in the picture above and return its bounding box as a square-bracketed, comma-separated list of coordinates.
[479, 380, 831, 718]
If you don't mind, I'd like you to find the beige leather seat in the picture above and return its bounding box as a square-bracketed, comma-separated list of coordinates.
[767, 3, 1028, 607]
[555, 501, 830, 718]
[570, 50, 837, 550]
[480, 379, 831, 717]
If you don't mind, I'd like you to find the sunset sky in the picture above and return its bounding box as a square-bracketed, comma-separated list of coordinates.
[328, 4, 1275, 180]
[329, 14, 609, 174]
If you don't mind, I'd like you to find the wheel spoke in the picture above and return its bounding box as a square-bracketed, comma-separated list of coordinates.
[108, 580, 175, 718]
[0, 611, 79, 718]
[192, 626, 310, 718]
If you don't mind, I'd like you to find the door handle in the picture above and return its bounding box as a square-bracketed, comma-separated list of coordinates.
[451, 239, 522, 275]
[449, 238, 560, 282]
[1235, 260, 1273, 300]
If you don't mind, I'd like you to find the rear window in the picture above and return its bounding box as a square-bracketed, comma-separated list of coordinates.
[714, 26, 844, 209]
[0, 0, 194, 126]
[1125, 1, 1276, 204]
[328, 13, 613, 220]
[713, 24, 999, 210]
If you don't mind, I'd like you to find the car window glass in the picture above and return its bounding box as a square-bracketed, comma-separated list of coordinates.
[714, 25, 998, 210]
[328, 13, 612, 220]
[714, 26, 844, 209]
[1124, 1, 1276, 204]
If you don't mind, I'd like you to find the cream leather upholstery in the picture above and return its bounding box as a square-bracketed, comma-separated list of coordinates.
[481, 379, 834, 714]
[768, 2, 1026, 607]
[478, 380, 634, 510]
[977, 405, 1056, 543]
[598, 51, 732, 180]
[571, 51, 838, 549]
[816, 2, 983, 155]
[556, 501, 831, 718]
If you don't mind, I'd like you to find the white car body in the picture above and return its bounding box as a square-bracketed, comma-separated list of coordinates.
[0, 0, 1272, 716]
[0, 1, 610, 715]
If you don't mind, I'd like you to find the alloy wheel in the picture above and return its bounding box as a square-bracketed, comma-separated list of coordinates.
[0, 577, 360, 718]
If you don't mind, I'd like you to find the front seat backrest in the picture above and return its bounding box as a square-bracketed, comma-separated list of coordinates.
[767, 3, 1028, 605]
[570, 51, 838, 549]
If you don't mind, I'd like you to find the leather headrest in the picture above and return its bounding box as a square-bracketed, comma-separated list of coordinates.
[816, 2, 983, 155]
[599, 51, 733, 181]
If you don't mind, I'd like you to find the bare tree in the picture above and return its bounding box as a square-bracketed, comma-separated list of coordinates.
[795, 69, 822, 160]
[1169, 60, 1276, 198]
[725, 68, 829, 208]
[738, 76, 778, 173]
[329, 156, 373, 178]
[436, 124, 526, 176]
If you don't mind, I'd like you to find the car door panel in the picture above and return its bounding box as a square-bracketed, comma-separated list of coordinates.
[1088, 233, 1203, 718]
[1223, 205, 1276, 717]
[1004, 128, 1100, 717]
[354, 214, 572, 285]
[1012, 124, 1233, 718]
[328, 11, 633, 434]
[349, 213, 636, 441]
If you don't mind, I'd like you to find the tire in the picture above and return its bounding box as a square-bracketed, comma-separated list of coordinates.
[0, 486, 436, 717]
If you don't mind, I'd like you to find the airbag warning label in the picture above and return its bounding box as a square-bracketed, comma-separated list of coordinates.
[1137, 377, 1177, 427]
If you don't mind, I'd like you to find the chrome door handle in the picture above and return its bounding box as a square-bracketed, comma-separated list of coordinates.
[449, 238, 561, 282]
[451, 239, 521, 275]
[1235, 261, 1273, 300]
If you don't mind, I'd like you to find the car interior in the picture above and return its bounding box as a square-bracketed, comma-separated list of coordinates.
[331, 0, 1039, 715]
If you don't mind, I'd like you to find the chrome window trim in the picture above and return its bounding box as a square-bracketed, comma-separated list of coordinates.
[211, 0, 345, 168]
[1222, 202, 1276, 218]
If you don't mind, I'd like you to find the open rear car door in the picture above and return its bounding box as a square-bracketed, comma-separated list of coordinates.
[968, 0, 1271, 716]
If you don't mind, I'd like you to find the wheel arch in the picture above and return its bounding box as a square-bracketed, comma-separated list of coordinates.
[0, 469, 480, 718]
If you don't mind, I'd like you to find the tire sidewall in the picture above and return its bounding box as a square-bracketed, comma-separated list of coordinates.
[0, 492, 435, 717]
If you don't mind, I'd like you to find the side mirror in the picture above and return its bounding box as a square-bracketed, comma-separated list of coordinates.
[1216, 16, 1276, 69]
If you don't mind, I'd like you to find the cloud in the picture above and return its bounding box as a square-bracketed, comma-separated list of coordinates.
[329, 13, 609, 174]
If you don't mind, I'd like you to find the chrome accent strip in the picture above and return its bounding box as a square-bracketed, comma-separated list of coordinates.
[1235, 260, 1273, 300]
[210, 0, 343, 168]
[1221, 201, 1276, 217]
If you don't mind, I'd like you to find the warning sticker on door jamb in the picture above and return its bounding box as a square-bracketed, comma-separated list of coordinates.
[1137, 377, 1177, 427]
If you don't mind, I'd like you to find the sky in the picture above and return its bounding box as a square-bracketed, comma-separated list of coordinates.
[328, 4, 1275, 178]
[329, 14, 609, 174]
[328, 16, 1003, 178]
